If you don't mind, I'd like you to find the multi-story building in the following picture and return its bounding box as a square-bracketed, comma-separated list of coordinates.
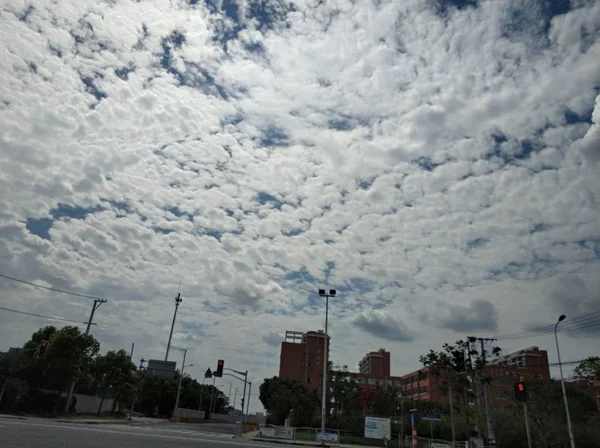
[279, 330, 329, 395]
[358, 349, 391, 380]
[490, 346, 550, 379]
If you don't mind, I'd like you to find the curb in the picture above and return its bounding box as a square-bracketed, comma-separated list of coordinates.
[255, 438, 330, 447]
[0, 414, 27, 420]
[55, 419, 133, 425]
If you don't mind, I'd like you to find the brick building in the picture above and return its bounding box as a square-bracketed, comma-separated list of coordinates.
[279, 330, 329, 395]
[332, 346, 553, 409]
[358, 349, 391, 379]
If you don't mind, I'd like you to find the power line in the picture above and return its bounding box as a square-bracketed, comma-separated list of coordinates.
[0, 305, 88, 325]
[0, 272, 104, 301]
[492, 310, 600, 340]
[497, 318, 600, 340]
[0, 272, 154, 340]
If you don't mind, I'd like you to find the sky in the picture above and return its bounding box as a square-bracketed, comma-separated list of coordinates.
[1, 0, 599, 413]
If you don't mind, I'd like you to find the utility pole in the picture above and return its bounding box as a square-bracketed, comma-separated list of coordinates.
[65, 299, 106, 412]
[477, 338, 496, 448]
[173, 348, 187, 414]
[246, 382, 252, 416]
[165, 292, 182, 361]
[130, 343, 135, 359]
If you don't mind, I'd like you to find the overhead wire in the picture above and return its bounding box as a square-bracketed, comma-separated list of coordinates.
[0, 271, 156, 340]
[0, 272, 102, 301]
[492, 309, 600, 340]
[0, 305, 88, 325]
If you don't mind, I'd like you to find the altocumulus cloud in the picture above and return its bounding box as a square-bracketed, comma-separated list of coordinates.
[0, 0, 599, 396]
[352, 310, 415, 342]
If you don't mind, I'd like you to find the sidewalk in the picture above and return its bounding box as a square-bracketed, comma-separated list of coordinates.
[0, 413, 163, 425]
[254, 437, 378, 448]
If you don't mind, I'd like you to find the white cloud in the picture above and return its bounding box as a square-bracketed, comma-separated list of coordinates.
[1, 0, 600, 412]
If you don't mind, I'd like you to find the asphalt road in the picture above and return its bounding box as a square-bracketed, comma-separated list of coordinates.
[0, 417, 291, 448]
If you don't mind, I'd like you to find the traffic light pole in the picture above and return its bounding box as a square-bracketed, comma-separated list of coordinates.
[523, 403, 532, 448]
[223, 368, 248, 423]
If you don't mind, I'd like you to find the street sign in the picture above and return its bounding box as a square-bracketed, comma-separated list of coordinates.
[146, 360, 176, 379]
[205, 368, 213, 378]
[422, 412, 442, 421]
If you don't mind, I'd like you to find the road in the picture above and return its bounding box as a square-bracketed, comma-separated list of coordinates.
[0, 417, 291, 448]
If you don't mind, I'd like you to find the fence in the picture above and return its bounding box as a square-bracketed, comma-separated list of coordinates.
[172, 407, 265, 425]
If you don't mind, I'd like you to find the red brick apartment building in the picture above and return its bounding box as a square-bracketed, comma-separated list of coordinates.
[279, 330, 329, 395]
[279, 332, 555, 410]
[332, 346, 552, 409]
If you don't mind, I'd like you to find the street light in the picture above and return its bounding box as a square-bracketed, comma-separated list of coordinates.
[555, 315, 576, 448]
[173, 349, 191, 414]
[318, 288, 336, 439]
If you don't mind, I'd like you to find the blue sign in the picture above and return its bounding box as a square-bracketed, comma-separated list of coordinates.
[422, 412, 442, 421]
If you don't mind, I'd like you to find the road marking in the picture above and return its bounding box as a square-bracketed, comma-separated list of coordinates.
[0, 419, 291, 447]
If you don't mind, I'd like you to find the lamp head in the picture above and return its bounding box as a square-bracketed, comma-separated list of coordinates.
[558, 315, 566, 322]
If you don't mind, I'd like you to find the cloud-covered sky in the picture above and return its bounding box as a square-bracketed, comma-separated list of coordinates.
[1, 0, 599, 411]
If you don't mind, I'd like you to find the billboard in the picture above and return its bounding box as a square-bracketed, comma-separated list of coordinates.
[317, 431, 339, 442]
[364, 416, 391, 440]
[146, 360, 176, 379]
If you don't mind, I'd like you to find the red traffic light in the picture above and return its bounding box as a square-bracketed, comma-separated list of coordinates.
[218, 360, 224, 366]
[518, 383, 524, 392]
[41, 341, 47, 347]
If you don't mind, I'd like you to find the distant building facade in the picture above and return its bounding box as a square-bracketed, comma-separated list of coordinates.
[279, 330, 329, 395]
[359, 349, 391, 379]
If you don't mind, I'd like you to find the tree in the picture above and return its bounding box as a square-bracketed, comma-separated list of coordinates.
[259, 377, 319, 426]
[574, 357, 600, 381]
[92, 350, 136, 415]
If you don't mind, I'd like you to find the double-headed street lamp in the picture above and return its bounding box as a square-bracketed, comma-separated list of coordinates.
[318, 288, 336, 438]
[555, 315, 576, 448]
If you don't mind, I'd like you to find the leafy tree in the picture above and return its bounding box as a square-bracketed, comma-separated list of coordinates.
[259, 376, 319, 426]
[574, 356, 600, 381]
[92, 349, 136, 414]
[329, 364, 361, 424]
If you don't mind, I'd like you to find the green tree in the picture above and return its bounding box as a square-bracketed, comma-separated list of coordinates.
[259, 376, 319, 426]
[92, 349, 136, 415]
[574, 356, 600, 381]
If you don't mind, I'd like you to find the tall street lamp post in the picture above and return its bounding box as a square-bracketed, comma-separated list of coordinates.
[318, 288, 336, 439]
[174, 349, 192, 415]
[555, 315, 576, 448]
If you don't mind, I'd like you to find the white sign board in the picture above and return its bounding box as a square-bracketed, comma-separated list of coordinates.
[146, 360, 176, 379]
[275, 426, 294, 440]
[317, 432, 339, 442]
[364, 416, 391, 440]
[431, 444, 451, 448]
[259, 427, 275, 438]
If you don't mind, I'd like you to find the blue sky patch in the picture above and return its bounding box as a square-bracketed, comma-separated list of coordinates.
[25, 217, 53, 240]
[81, 76, 107, 102]
[256, 191, 283, 209]
[259, 124, 289, 147]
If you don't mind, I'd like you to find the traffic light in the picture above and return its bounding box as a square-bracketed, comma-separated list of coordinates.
[37, 340, 49, 359]
[514, 381, 527, 402]
[216, 359, 224, 377]
[395, 404, 401, 413]
[240, 397, 245, 410]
